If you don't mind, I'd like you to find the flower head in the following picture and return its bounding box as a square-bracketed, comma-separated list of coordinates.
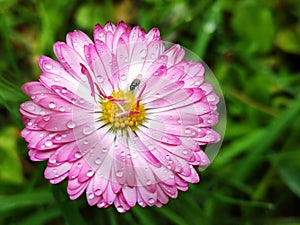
[20, 22, 221, 212]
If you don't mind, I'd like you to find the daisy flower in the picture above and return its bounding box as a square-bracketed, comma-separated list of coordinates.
[20, 22, 221, 212]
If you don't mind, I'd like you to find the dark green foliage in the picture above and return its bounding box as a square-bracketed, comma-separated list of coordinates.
[0, 0, 300, 224]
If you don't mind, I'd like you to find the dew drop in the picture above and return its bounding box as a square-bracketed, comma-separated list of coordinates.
[49, 157, 56, 164]
[207, 119, 213, 124]
[86, 170, 94, 177]
[98, 202, 106, 207]
[95, 158, 102, 165]
[102, 147, 108, 152]
[44, 62, 53, 70]
[74, 151, 82, 158]
[83, 140, 88, 145]
[131, 151, 138, 158]
[40, 133, 45, 138]
[55, 134, 62, 140]
[82, 126, 93, 135]
[148, 144, 154, 151]
[182, 149, 189, 155]
[27, 121, 33, 126]
[77, 162, 82, 168]
[148, 198, 155, 204]
[58, 106, 65, 112]
[207, 95, 215, 102]
[54, 77, 59, 82]
[88, 193, 95, 199]
[27, 104, 36, 111]
[116, 206, 125, 213]
[150, 53, 156, 59]
[49, 102, 56, 109]
[66, 121, 76, 129]
[177, 119, 182, 124]
[146, 180, 152, 186]
[184, 128, 191, 134]
[139, 49, 147, 58]
[45, 140, 53, 147]
[95, 189, 102, 195]
[114, 144, 119, 149]
[98, 32, 104, 38]
[194, 81, 201, 86]
[120, 74, 127, 81]
[79, 98, 85, 104]
[116, 170, 123, 177]
[61, 87, 68, 94]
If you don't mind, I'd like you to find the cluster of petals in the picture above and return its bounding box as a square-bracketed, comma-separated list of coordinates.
[20, 21, 220, 212]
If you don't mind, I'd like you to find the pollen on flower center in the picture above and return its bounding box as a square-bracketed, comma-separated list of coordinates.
[100, 90, 146, 131]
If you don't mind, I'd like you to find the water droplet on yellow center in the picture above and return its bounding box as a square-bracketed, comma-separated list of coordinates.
[101, 90, 146, 131]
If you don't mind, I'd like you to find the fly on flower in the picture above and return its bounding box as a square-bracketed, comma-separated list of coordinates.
[20, 22, 223, 212]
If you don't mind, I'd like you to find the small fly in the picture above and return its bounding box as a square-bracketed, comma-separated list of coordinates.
[129, 74, 143, 92]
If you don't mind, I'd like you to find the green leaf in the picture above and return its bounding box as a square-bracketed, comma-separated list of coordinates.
[51, 184, 87, 225]
[0, 189, 54, 213]
[279, 165, 300, 198]
[18, 208, 61, 225]
[275, 26, 300, 55]
[0, 127, 23, 184]
[231, 0, 275, 53]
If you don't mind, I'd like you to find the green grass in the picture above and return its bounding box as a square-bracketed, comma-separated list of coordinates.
[1, 0, 300, 224]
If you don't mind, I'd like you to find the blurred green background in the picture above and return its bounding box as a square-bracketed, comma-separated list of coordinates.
[1, 0, 300, 224]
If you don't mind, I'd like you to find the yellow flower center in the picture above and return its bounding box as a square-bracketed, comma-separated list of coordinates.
[100, 90, 146, 131]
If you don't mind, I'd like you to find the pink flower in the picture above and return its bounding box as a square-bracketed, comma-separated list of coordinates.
[20, 22, 220, 212]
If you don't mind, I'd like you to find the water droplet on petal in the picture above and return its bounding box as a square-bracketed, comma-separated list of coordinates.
[98, 32, 104, 38]
[83, 140, 89, 145]
[207, 119, 213, 124]
[49, 157, 56, 164]
[146, 180, 152, 185]
[116, 206, 125, 213]
[207, 95, 215, 102]
[82, 126, 93, 135]
[94, 189, 102, 196]
[77, 162, 82, 168]
[102, 147, 108, 152]
[148, 198, 155, 204]
[54, 77, 59, 82]
[27, 121, 33, 126]
[116, 170, 123, 177]
[55, 134, 62, 140]
[40, 133, 45, 138]
[184, 128, 192, 134]
[182, 150, 189, 155]
[27, 104, 36, 111]
[131, 151, 138, 158]
[44, 62, 53, 70]
[98, 202, 105, 207]
[150, 53, 156, 59]
[45, 140, 53, 147]
[86, 170, 94, 177]
[79, 98, 85, 104]
[95, 158, 102, 165]
[74, 151, 82, 158]
[148, 144, 154, 151]
[66, 121, 76, 129]
[61, 87, 68, 94]
[120, 74, 127, 81]
[139, 49, 147, 58]
[49, 102, 56, 109]
[194, 81, 201, 86]
[88, 193, 94, 199]
[59, 106, 65, 112]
